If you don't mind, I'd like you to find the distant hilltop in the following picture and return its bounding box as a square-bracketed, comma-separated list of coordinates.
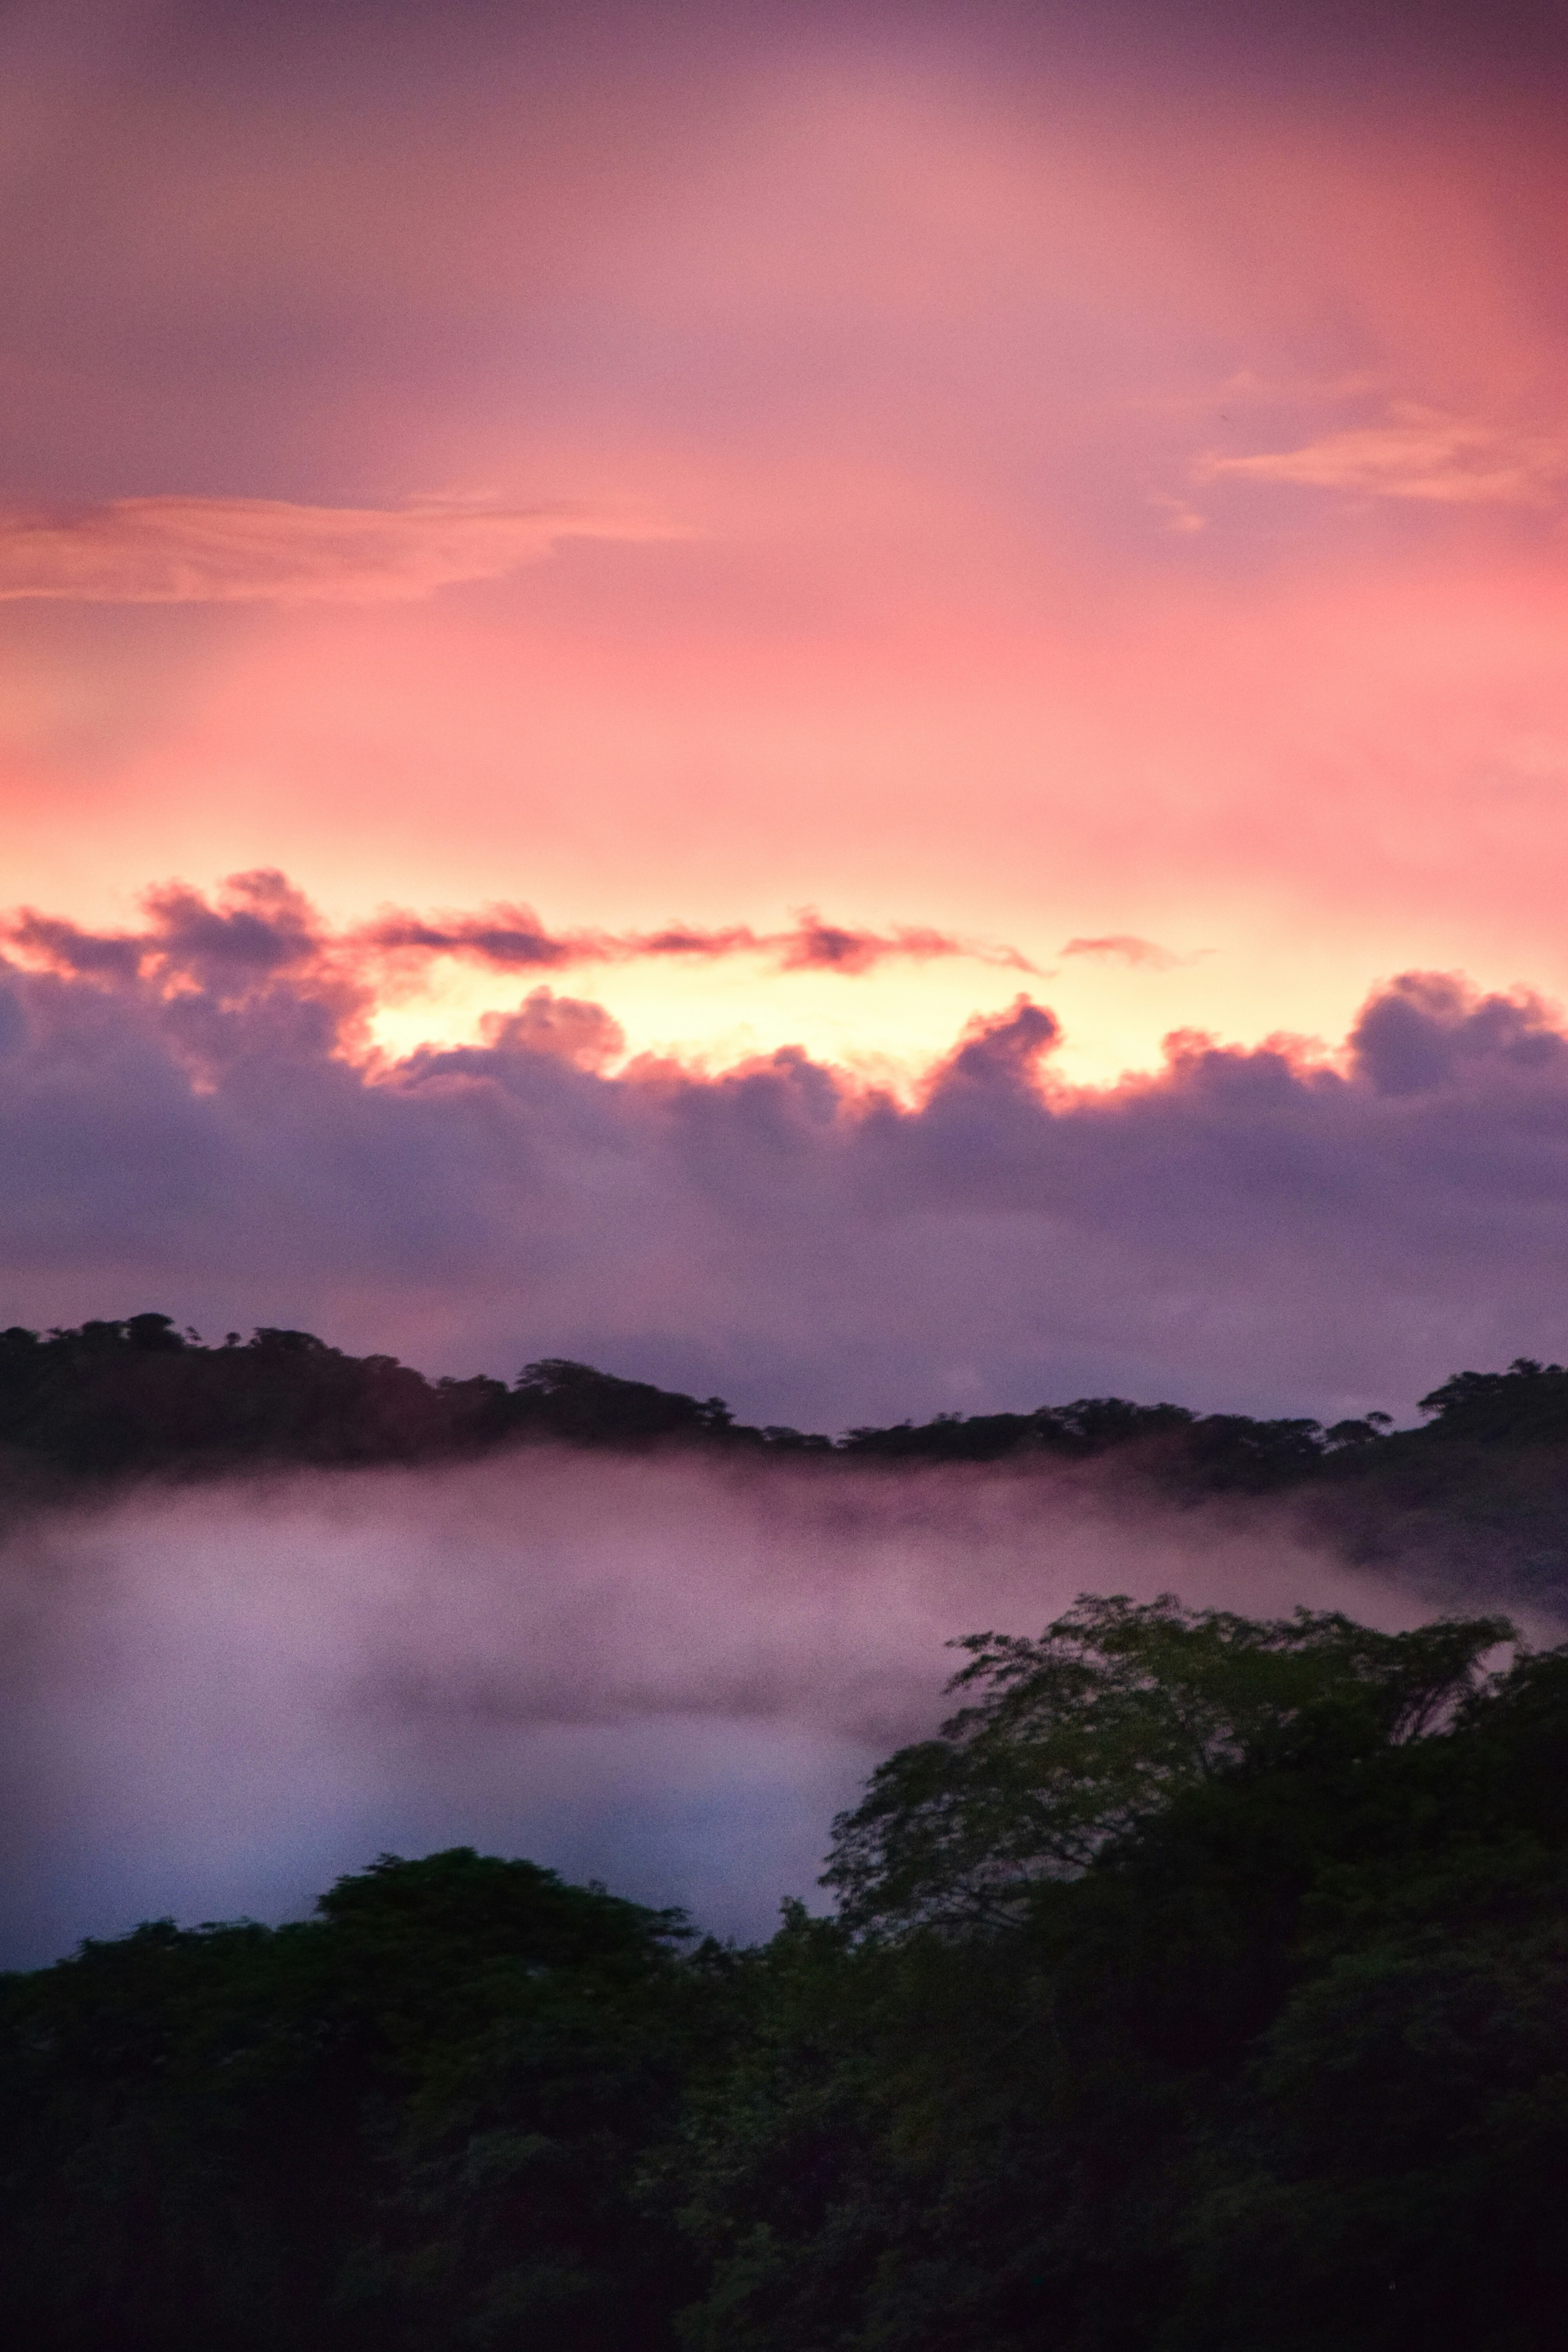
[4, 1314, 1568, 1498]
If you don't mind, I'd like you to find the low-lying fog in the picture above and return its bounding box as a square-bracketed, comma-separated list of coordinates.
[0, 1451, 1543, 1967]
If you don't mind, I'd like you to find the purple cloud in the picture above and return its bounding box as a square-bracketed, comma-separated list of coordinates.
[4, 896, 1568, 1428]
[4, 877, 1032, 992]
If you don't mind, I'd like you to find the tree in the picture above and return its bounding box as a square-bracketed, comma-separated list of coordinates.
[0, 1852, 705, 2352]
[822, 1593, 1511, 1933]
[675, 1610, 1568, 2352]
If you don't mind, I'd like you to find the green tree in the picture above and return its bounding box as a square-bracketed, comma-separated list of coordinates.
[0, 1851, 704, 2352]
[823, 1593, 1510, 1932]
[675, 1601, 1566, 2352]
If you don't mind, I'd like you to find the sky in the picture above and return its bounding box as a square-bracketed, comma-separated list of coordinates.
[5, 0, 1568, 1420]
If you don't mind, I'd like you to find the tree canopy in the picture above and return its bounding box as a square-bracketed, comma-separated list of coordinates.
[10, 1314, 1568, 1578]
[822, 1594, 1512, 1930]
[5, 1597, 1568, 2349]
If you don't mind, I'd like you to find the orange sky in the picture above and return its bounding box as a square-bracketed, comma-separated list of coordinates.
[3, 0, 1567, 1086]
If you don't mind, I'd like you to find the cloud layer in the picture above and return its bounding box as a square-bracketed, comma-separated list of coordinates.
[2, 876, 1033, 1030]
[1062, 934, 1191, 971]
[1198, 406, 1568, 509]
[0, 497, 665, 603]
[5, 875, 1568, 1428]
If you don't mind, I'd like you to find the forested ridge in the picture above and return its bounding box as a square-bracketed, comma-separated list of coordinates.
[4, 1309, 1568, 1486]
[9, 1320, 1568, 2344]
[4, 1595, 1566, 2351]
[0, 1311, 1318, 1477]
[10, 1314, 1568, 1601]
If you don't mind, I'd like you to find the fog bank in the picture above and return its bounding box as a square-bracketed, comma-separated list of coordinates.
[0, 1450, 1532, 1967]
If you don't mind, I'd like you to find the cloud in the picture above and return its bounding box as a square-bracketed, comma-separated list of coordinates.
[360, 904, 1034, 978]
[2, 875, 1034, 1002]
[1195, 405, 1568, 508]
[8, 878, 1568, 1430]
[0, 496, 669, 603]
[1061, 934, 1190, 971]
[479, 989, 627, 1072]
[938, 996, 1062, 1087]
[771, 913, 1034, 976]
[1130, 370, 1386, 417]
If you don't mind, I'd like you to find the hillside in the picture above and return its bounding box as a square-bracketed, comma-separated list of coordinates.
[7, 1316, 1568, 1604]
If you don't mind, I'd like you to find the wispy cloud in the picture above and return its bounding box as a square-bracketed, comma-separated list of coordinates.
[1061, 934, 1192, 971]
[1129, 369, 1384, 417]
[0, 497, 669, 603]
[366, 904, 1035, 979]
[1, 875, 1035, 1022]
[1195, 405, 1568, 508]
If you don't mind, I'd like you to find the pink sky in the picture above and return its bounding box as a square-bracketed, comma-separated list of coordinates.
[3, 1, 1566, 1084]
[4, 4, 1568, 1427]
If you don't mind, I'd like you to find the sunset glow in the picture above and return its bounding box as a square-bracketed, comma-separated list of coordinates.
[4, 0, 1568, 1415]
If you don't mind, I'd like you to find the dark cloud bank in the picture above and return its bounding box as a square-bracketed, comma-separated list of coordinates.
[5, 873, 1568, 1428]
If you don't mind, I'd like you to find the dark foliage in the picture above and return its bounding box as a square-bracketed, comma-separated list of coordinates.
[15, 1316, 1568, 1613]
[5, 1601, 1568, 2349]
[671, 1602, 1568, 2352]
[0, 1317, 742, 1483]
[0, 1850, 708, 2352]
[15, 1315, 1568, 1641]
[5, 1314, 1568, 1501]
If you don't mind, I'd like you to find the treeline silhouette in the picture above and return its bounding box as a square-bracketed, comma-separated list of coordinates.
[7, 1310, 1568, 1495]
[4, 1596, 1564, 2352]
